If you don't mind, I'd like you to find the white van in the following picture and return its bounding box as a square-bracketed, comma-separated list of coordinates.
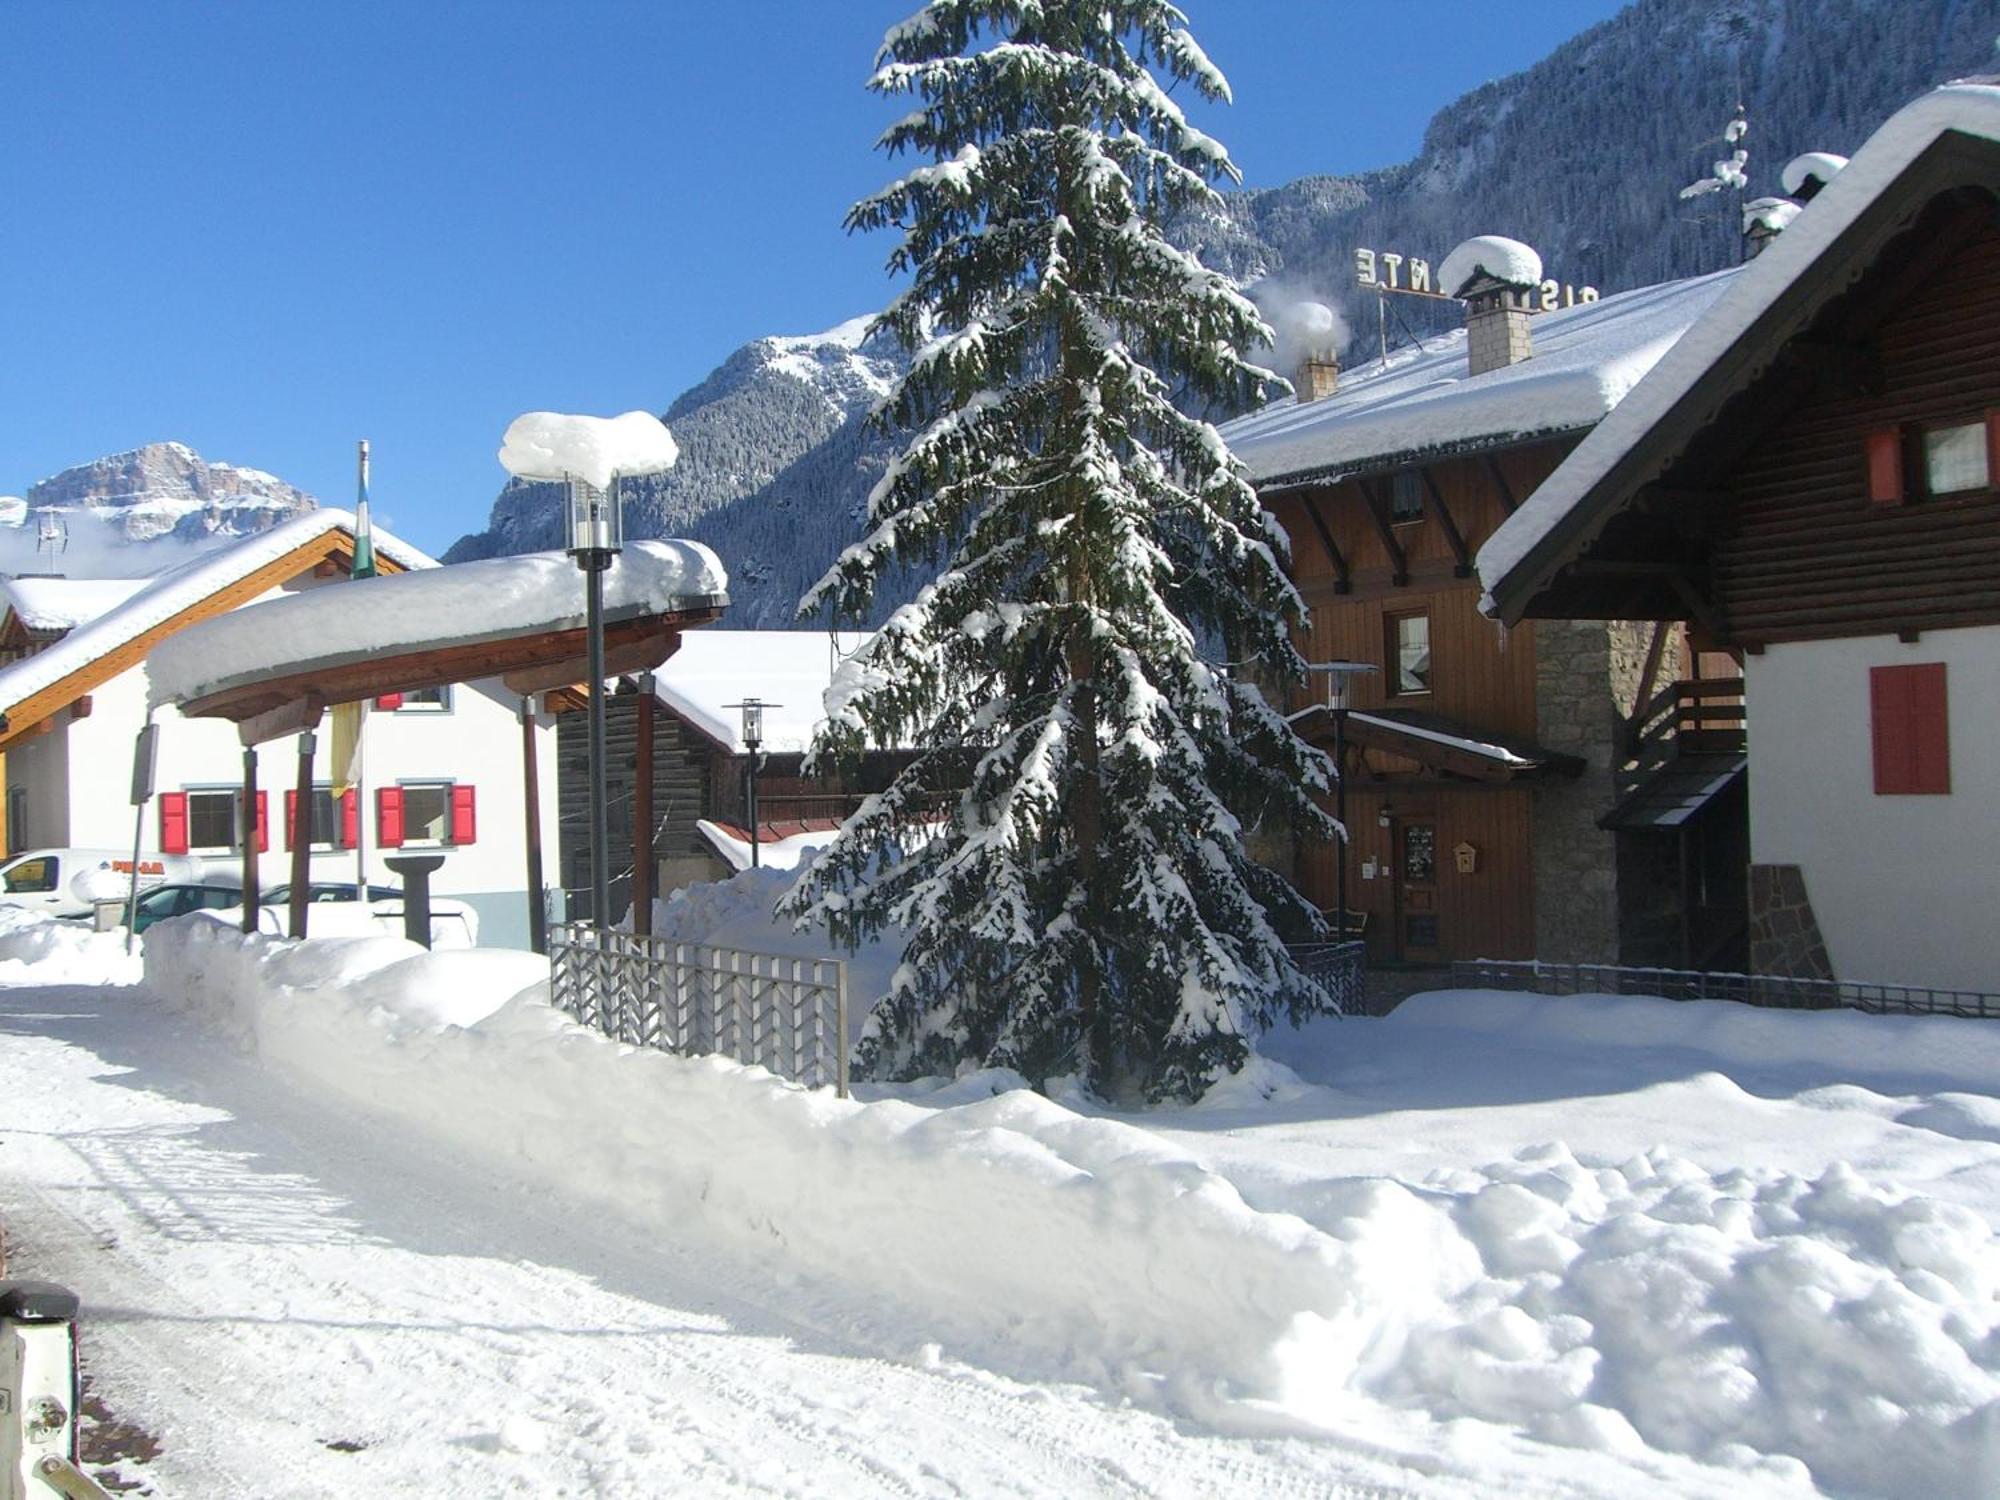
[0, 849, 206, 919]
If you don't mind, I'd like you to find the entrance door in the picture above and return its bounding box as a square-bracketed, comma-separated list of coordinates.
[1396, 819, 1441, 961]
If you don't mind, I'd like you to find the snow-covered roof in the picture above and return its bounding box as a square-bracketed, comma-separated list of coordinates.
[149, 540, 729, 709]
[695, 818, 842, 873]
[654, 630, 870, 755]
[1221, 269, 1738, 486]
[0, 510, 434, 724]
[0, 576, 150, 633]
[1478, 81, 2000, 614]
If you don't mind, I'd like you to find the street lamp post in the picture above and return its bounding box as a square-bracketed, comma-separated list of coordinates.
[723, 698, 779, 868]
[564, 474, 623, 930]
[1307, 661, 1377, 941]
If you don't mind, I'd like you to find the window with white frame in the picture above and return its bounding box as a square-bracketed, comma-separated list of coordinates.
[398, 685, 452, 712]
[1922, 421, 1990, 495]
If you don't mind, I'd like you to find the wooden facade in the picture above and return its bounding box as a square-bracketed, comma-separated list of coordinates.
[1267, 443, 1590, 963]
[1713, 209, 2000, 645]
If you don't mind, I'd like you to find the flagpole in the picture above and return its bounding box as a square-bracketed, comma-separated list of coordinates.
[353, 439, 372, 896]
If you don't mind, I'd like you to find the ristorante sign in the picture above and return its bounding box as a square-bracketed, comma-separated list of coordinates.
[1354, 248, 1599, 309]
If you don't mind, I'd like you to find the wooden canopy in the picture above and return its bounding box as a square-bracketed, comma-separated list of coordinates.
[178, 605, 724, 744]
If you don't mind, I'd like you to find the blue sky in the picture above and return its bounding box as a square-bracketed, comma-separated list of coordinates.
[2, 1, 1627, 555]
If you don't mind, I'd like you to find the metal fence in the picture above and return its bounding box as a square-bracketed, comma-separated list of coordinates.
[1452, 958, 2000, 1021]
[549, 923, 850, 1095]
[1290, 940, 1369, 1016]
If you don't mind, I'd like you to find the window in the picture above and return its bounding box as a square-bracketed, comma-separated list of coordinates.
[285, 786, 354, 851]
[3, 857, 55, 894]
[1390, 469, 1425, 523]
[7, 787, 26, 854]
[188, 790, 240, 852]
[403, 783, 451, 844]
[1868, 416, 1999, 504]
[378, 782, 477, 848]
[1387, 610, 1432, 696]
[168, 788, 267, 855]
[1923, 422, 1989, 495]
[1871, 663, 1949, 795]
[378, 686, 451, 713]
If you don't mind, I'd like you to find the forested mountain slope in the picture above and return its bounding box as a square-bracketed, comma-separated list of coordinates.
[448, 0, 2000, 626]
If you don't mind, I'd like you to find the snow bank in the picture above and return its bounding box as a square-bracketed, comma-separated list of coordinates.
[0, 907, 142, 985]
[133, 924, 2000, 1490]
[149, 541, 728, 707]
[694, 818, 840, 873]
[140, 912, 1451, 1427]
[498, 411, 679, 490]
[1393, 989, 2000, 1088]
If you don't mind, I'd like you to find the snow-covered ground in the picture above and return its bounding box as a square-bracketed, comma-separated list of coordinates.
[1, 899, 1996, 1497]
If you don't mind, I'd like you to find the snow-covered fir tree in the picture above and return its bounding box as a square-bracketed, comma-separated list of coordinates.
[787, 0, 1340, 1101]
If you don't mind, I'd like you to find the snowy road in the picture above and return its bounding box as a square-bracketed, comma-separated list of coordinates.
[0, 980, 1447, 1499]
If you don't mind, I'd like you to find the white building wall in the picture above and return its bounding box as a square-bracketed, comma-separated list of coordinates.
[1745, 626, 2000, 991]
[7, 714, 72, 850]
[42, 570, 560, 950]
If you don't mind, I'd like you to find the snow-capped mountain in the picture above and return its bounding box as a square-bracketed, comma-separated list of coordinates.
[446, 317, 907, 627]
[5, 442, 318, 576]
[448, 0, 1998, 625]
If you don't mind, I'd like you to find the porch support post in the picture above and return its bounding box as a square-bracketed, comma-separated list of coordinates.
[289, 724, 317, 938]
[521, 698, 547, 955]
[240, 745, 260, 934]
[632, 678, 655, 938]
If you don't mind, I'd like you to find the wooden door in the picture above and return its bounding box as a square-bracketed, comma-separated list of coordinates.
[1395, 818, 1441, 961]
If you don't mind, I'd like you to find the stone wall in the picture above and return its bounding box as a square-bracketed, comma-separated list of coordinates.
[1531, 619, 1654, 962]
[1748, 863, 1836, 980]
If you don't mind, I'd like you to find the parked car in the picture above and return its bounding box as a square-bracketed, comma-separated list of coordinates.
[129, 881, 245, 933]
[0, 848, 207, 919]
[262, 882, 404, 905]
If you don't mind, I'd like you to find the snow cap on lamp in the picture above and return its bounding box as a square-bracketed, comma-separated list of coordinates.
[498, 411, 680, 492]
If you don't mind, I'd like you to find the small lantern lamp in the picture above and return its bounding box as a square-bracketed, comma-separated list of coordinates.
[563, 475, 623, 566]
[723, 698, 782, 868]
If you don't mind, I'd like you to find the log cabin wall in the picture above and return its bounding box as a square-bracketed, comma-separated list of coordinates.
[1716, 214, 2000, 644]
[1270, 440, 1626, 963]
[1274, 445, 1569, 732]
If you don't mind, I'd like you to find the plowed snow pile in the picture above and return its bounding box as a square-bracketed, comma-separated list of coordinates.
[140, 907, 2000, 1497]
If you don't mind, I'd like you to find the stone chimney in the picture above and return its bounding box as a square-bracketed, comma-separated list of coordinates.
[1295, 347, 1340, 402]
[1440, 235, 1544, 378]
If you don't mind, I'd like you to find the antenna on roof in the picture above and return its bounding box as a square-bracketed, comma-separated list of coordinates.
[34, 507, 68, 563]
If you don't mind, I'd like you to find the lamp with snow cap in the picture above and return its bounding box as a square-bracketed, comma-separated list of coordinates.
[501, 409, 677, 938]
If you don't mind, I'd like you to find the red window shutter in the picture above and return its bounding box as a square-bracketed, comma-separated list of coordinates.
[254, 790, 270, 853]
[340, 790, 359, 850]
[284, 790, 299, 851]
[1865, 427, 1905, 505]
[377, 787, 405, 848]
[375, 693, 404, 712]
[450, 784, 477, 845]
[160, 792, 189, 855]
[1871, 663, 1950, 795]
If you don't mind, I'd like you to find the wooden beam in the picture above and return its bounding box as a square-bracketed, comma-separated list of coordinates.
[1483, 455, 1518, 514]
[1570, 562, 1730, 641]
[1623, 621, 1673, 757]
[236, 695, 327, 748]
[632, 682, 655, 939]
[1295, 491, 1351, 594]
[1356, 479, 1409, 586]
[0, 527, 399, 755]
[240, 746, 260, 934]
[521, 699, 547, 954]
[1418, 468, 1473, 578]
[69, 696, 92, 721]
[179, 608, 722, 725]
[500, 627, 684, 696]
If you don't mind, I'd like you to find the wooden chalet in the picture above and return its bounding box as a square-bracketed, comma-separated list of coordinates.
[1223, 258, 1744, 967]
[1481, 81, 2000, 994]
